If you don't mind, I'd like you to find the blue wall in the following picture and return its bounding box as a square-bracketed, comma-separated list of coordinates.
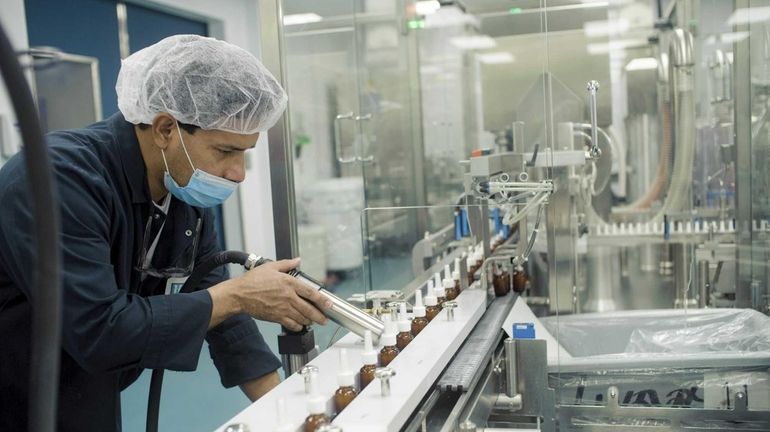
[25, 0, 208, 119]
[26, 0, 122, 118]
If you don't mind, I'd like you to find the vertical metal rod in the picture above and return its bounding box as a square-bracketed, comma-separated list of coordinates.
[586, 80, 601, 159]
[259, 0, 299, 259]
[504, 338, 517, 397]
[116, 2, 130, 59]
[699, 261, 709, 308]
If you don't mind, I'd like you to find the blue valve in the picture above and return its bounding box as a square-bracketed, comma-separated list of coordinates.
[512, 322, 535, 339]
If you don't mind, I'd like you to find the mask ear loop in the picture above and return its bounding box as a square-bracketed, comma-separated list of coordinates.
[175, 123, 196, 170]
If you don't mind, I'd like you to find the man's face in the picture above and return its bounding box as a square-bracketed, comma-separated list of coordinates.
[165, 126, 260, 187]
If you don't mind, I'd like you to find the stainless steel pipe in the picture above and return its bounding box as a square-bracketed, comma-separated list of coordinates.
[252, 256, 385, 342]
[293, 272, 385, 341]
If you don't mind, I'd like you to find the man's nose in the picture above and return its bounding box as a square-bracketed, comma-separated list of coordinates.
[224, 154, 246, 183]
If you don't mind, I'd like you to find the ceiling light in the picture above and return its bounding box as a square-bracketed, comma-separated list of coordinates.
[584, 19, 630, 38]
[478, 52, 514, 64]
[450, 35, 497, 50]
[625, 57, 657, 71]
[283, 13, 323, 26]
[727, 7, 770, 26]
[416, 1, 441, 16]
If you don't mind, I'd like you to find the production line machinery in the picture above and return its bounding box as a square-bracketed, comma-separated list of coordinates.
[216, 233, 770, 432]
[217, 71, 770, 430]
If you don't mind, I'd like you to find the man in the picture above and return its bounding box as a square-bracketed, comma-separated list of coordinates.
[0, 35, 330, 430]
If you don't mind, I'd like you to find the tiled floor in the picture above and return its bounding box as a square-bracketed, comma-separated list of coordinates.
[121, 256, 413, 431]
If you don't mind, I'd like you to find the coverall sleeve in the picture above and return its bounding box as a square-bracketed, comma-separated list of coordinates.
[196, 209, 282, 388]
[0, 147, 211, 373]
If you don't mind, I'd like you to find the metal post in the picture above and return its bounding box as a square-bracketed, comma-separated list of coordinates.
[259, 0, 299, 259]
[734, 0, 754, 308]
[698, 260, 709, 308]
[504, 338, 517, 397]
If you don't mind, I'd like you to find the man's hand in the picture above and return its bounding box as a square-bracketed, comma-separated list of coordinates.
[207, 258, 332, 330]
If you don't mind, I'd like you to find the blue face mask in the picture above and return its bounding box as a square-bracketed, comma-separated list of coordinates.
[161, 125, 238, 208]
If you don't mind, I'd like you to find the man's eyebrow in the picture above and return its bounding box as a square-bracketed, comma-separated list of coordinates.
[218, 142, 257, 150]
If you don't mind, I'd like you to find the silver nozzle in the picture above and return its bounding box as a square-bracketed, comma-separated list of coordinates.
[444, 301, 458, 321]
[299, 365, 318, 394]
[375, 367, 396, 396]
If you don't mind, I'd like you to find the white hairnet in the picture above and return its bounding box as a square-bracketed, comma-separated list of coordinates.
[116, 34, 287, 134]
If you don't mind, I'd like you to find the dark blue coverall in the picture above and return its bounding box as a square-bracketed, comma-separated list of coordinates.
[0, 113, 281, 431]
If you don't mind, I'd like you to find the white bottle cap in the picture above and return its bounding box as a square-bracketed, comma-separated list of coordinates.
[433, 273, 442, 292]
[452, 258, 461, 280]
[444, 264, 452, 279]
[307, 394, 327, 415]
[474, 250, 483, 262]
[275, 398, 294, 432]
[338, 370, 355, 387]
[398, 319, 411, 333]
[443, 277, 454, 290]
[337, 348, 355, 387]
[397, 303, 411, 333]
[381, 332, 397, 347]
[413, 289, 426, 317]
[425, 291, 438, 307]
[362, 330, 378, 365]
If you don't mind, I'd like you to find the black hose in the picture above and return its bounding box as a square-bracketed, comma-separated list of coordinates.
[0, 21, 62, 432]
[179, 251, 252, 294]
[146, 250, 254, 432]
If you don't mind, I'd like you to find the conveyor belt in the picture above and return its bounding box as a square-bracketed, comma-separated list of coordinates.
[436, 293, 517, 392]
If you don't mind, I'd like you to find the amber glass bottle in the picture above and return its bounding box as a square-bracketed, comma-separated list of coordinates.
[378, 333, 400, 367]
[425, 293, 441, 321]
[334, 384, 357, 413]
[493, 268, 511, 297]
[305, 396, 329, 432]
[360, 330, 378, 389]
[334, 349, 357, 413]
[411, 289, 429, 336]
[513, 266, 529, 293]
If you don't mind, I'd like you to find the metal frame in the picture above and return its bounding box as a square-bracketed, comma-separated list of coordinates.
[557, 389, 770, 431]
[259, 0, 299, 259]
[734, 0, 754, 308]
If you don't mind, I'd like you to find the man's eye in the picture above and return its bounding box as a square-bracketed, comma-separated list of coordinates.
[218, 148, 232, 154]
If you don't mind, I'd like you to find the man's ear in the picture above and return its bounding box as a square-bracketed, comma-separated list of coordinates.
[150, 113, 177, 150]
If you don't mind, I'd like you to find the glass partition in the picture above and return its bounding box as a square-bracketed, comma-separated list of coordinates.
[271, 0, 770, 424]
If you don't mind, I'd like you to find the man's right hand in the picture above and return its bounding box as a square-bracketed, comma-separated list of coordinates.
[207, 258, 332, 331]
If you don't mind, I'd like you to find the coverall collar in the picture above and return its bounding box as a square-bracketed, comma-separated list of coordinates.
[108, 112, 152, 204]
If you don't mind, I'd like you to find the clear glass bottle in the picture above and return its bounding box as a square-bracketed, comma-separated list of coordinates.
[411, 288, 429, 336]
[360, 330, 378, 389]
